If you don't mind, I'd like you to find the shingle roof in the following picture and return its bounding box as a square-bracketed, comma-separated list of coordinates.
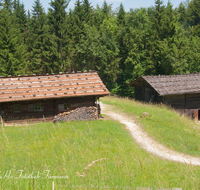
[0, 71, 109, 103]
[129, 73, 200, 96]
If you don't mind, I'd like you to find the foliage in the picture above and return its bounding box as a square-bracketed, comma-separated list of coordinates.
[0, 0, 200, 94]
[0, 7, 27, 76]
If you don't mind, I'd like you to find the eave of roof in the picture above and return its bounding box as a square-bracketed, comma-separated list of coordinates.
[0, 71, 110, 103]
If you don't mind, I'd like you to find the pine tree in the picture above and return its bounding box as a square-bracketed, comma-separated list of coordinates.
[115, 3, 132, 96]
[102, 1, 110, 19]
[147, 1, 178, 75]
[27, 0, 56, 74]
[71, 0, 86, 71]
[117, 3, 126, 25]
[124, 8, 151, 79]
[82, 0, 93, 24]
[188, 0, 200, 26]
[48, 0, 70, 73]
[97, 17, 120, 89]
[3, 0, 13, 11]
[0, 7, 27, 76]
[76, 15, 120, 90]
[13, 0, 27, 44]
[177, 2, 187, 25]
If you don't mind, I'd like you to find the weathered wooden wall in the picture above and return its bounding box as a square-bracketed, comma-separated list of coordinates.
[163, 95, 185, 109]
[134, 81, 161, 103]
[134, 83, 200, 120]
[162, 93, 200, 120]
[0, 96, 96, 123]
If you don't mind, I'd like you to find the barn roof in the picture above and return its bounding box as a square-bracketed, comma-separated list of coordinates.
[0, 71, 109, 103]
[129, 73, 200, 96]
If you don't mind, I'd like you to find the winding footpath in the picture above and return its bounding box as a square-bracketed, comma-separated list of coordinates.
[101, 102, 200, 166]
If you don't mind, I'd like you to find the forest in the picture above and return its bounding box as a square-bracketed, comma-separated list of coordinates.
[0, 0, 200, 96]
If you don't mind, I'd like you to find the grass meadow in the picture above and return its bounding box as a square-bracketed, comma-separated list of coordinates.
[101, 96, 200, 157]
[0, 99, 200, 188]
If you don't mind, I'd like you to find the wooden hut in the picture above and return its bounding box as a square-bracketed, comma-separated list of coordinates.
[0, 71, 109, 124]
[129, 73, 200, 120]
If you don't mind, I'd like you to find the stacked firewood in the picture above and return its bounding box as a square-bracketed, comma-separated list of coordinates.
[53, 106, 97, 122]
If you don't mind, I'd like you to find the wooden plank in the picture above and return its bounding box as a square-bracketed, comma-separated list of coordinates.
[193, 110, 198, 121]
[2, 96, 96, 122]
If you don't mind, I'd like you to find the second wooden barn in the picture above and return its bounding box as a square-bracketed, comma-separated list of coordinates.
[129, 73, 200, 120]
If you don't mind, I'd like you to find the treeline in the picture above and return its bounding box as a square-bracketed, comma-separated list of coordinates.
[0, 0, 200, 96]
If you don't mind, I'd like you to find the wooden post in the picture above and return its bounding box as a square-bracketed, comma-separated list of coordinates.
[184, 94, 186, 115]
[193, 110, 198, 121]
[52, 181, 54, 190]
[1, 114, 3, 127]
[53, 99, 56, 116]
[95, 96, 98, 119]
[43, 115, 46, 122]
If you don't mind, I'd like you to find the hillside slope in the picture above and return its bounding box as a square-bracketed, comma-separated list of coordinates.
[101, 96, 200, 157]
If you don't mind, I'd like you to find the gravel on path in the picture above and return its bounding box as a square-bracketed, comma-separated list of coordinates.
[101, 102, 200, 166]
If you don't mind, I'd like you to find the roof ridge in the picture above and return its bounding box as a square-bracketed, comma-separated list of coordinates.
[0, 70, 97, 79]
[143, 72, 200, 78]
[130, 73, 200, 96]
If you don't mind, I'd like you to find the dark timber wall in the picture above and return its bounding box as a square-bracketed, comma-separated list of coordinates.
[163, 93, 200, 119]
[134, 81, 162, 103]
[134, 83, 200, 120]
[0, 96, 96, 123]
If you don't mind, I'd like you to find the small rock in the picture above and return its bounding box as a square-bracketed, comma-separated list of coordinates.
[142, 112, 150, 118]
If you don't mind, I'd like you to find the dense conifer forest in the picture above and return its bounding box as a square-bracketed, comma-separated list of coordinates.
[0, 0, 200, 96]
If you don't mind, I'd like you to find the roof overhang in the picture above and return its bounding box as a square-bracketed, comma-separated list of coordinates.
[0, 71, 110, 103]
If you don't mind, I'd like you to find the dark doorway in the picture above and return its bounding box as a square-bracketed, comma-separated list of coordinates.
[198, 110, 200, 120]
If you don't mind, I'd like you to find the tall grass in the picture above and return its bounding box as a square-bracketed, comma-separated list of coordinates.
[0, 120, 200, 189]
[101, 96, 200, 157]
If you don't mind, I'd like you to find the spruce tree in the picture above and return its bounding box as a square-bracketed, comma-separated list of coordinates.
[177, 2, 187, 25]
[3, 0, 13, 11]
[102, 1, 110, 19]
[48, 0, 70, 73]
[0, 7, 27, 76]
[115, 3, 132, 96]
[188, 0, 200, 26]
[117, 3, 126, 25]
[97, 17, 120, 89]
[13, 0, 27, 44]
[71, 0, 87, 71]
[124, 8, 151, 79]
[82, 0, 93, 24]
[27, 0, 56, 74]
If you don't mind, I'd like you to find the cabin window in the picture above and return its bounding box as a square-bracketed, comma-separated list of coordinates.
[28, 103, 44, 111]
[58, 103, 70, 111]
[14, 105, 20, 112]
[34, 103, 43, 111]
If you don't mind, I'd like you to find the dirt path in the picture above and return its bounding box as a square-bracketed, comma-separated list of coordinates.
[101, 102, 200, 166]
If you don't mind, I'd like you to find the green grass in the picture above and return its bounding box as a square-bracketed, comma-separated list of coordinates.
[101, 96, 200, 157]
[0, 119, 200, 189]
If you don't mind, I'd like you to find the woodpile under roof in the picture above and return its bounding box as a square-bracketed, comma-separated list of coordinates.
[53, 106, 97, 123]
[0, 71, 109, 102]
[129, 73, 200, 96]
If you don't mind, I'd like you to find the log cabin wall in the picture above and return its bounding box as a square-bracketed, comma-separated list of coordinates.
[163, 94, 185, 109]
[134, 85, 200, 120]
[0, 96, 96, 123]
[163, 93, 200, 120]
[134, 81, 161, 103]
